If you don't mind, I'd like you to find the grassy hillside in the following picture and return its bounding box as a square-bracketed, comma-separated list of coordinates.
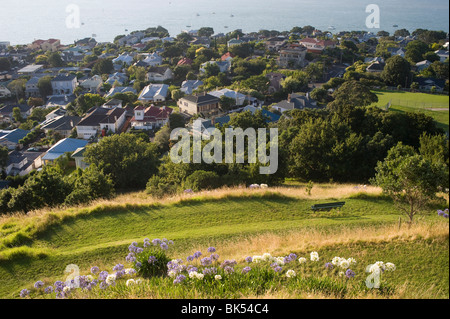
[371, 90, 449, 132]
[0, 184, 448, 299]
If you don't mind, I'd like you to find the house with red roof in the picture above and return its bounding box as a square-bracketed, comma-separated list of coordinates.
[177, 57, 193, 66]
[221, 52, 235, 61]
[131, 105, 173, 130]
[30, 39, 61, 52]
[298, 38, 336, 53]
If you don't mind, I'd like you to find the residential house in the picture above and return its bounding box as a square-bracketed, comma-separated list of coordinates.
[265, 37, 288, 52]
[71, 147, 89, 169]
[105, 86, 137, 98]
[178, 93, 221, 117]
[415, 60, 432, 72]
[387, 47, 406, 57]
[0, 85, 11, 98]
[131, 105, 173, 130]
[366, 61, 386, 73]
[177, 57, 193, 66]
[76, 107, 127, 139]
[227, 38, 244, 47]
[30, 39, 61, 52]
[434, 50, 449, 62]
[18, 64, 44, 75]
[138, 84, 170, 103]
[51, 74, 77, 95]
[74, 37, 97, 49]
[180, 80, 203, 95]
[25, 77, 42, 98]
[298, 38, 337, 53]
[0, 104, 32, 122]
[42, 138, 89, 165]
[45, 107, 67, 121]
[80, 75, 103, 93]
[45, 94, 76, 109]
[190, 37, 211, 48]
[271, 93, 318, 113]
[41, 115, 81, 137]
[277, 43, 308, 68]
[5, 150, 44, 176]
[221, 52, 235, 62]
[415, 77, 446, 92]
[102, 98, 123, 109]
[0, 129, 30, 150]
[143, 52, 163, 66]
[200, 60, 231, 74]
[208, 88, 246, 106]
[113, 53, 134, 66]
[146, 66, 173, 82]
[265, 72, 286, 93]
[106, 72, 128, 86]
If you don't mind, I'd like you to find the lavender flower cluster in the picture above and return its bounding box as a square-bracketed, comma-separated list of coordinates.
[437, 209, 449, 218]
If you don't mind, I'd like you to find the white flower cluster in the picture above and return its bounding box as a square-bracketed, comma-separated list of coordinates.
[126, 278, 143, 287]
[368, 261, 396, 273]
[310, 252, 320, 262]
[286, 270, 296, 278]
[105, 274, 116, 285]
[214, 275, 222, 281]
[298, 257, 307, 264]
[332, 257, 357, 269]
[189, 271, 205, 280]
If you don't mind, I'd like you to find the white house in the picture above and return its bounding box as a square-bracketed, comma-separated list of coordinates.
[435, 50, 449, 62]
[142, 52, 163, 66]
[105, 72, 128, 86]
[200, 60, 231, 74]
[76, 107, 127, 139]
[208, 88, 246, 106]
[146, 66, 173, 82]
[0, 85, 11, 98]
[112, 53, 134, 66]
[51, 74, 77, 95]
[138, 84, 169, 103]
[80, 75, 103, 92]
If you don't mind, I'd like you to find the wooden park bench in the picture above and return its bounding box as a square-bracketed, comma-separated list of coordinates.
[311, 201, 346, 211]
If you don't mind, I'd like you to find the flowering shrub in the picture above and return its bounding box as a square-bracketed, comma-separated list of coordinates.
[18, 238, 398, 299]
[130, 238, 173, 278]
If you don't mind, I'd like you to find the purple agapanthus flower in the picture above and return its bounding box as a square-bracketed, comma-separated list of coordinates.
[345, 269, 355, 278]
[148, 256, 157, 264]
[325, 262, 334, 270]
[44, 286, 53, 294]
[174, 274, 186, 284]
[187, 255, 194, 262]
[160, 242, 169, 250]
[34, 281, 44, 289]
[210, 253, 220, 261]
[207, 247, 216, 253]
[90, 266, 100, 274]
[20, 289, 30, 298]
[98, 271, 109, 281]
[242, 267, 252, 274]
[224, 266, 235, 274]
[245, 256, 253, 263]
[113, 264, 124, 271]
[193, 251, 202, 259]
[273, 266, 283, 273]
[201, 257, 212, 266]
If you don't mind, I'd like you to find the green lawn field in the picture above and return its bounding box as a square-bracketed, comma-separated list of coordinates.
[371, 90, 449, 132]
[0, 186, 448, 299]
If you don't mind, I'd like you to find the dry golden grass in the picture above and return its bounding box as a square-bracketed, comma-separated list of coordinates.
[215, 220, 449, 262]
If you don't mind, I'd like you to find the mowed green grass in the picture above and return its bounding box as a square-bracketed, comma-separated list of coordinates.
[0, 191, 448, 298]
[371, 90, 449, 132]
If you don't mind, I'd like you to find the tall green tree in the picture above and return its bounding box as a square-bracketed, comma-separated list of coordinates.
[381, 55, 412, 87]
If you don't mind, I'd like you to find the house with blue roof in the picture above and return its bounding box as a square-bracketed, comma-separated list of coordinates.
[0, 129, 30, 150]
[42, 138, 89, 165]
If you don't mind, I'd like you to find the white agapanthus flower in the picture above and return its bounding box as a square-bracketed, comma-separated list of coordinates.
[126, 279, 135, 287]
[135, 279, 143, 285]
[105, 274, 116, 285]
[375, 261, 386, 271]
[339, 260, 350, 269]
[168, 270, 178, 278]
[63, 286, 71, 293]
[338, 271, 345, 277]
[262, 253, 273, 262]
[86, 275, 94, 282]
[252, 256, 263, 263]
[215, 275, 222, 281]
[310, 251, 319, 262]
[286, 270, 296, 278]
[347, 258, 357, 266]
[332, 257, 343, 266]
[385, 262, 396, 272]
[298, 257, 307, 264]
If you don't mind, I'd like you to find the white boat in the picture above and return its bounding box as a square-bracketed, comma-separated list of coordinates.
[328, 26, 336, 30]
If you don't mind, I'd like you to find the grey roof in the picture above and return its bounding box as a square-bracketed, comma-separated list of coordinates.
[182, 93, 220, 106]
[0, 129, 30, 144]
[51, 74, 77, 82]
[77, 107, 126, 127]
[0, 104, 31, 115]
[46, 94, 76, 106]
[41, 115, 81, 131]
